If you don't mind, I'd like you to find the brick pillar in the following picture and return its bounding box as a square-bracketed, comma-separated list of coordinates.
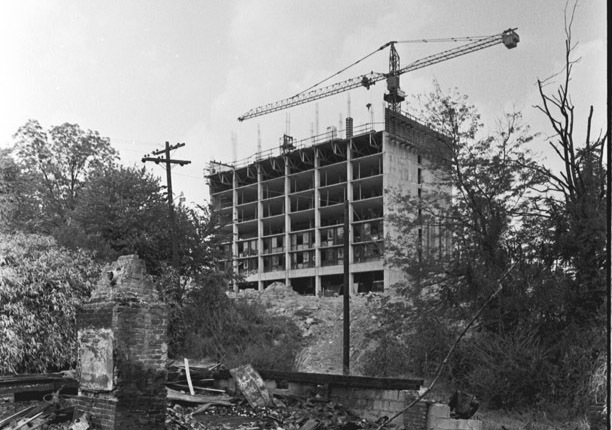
[75, 255, 168, 430]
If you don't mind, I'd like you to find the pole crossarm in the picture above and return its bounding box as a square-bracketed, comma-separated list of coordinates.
[141, 157, 191, 166]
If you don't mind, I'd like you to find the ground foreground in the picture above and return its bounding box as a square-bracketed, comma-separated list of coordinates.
[234, 285, 604, 430]
[0, 285, 602, 429]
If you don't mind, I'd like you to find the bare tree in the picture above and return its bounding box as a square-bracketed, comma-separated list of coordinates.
[535, 0, 607, 319]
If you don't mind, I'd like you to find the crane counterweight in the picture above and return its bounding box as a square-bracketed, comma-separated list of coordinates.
[502, 29, 520, 49]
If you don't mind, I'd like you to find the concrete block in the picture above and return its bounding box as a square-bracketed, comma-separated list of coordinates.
[428, 402, 451, 418]
[387, 400, 404, 413]
[330, 386, 349, 399]
[433, 418, 482, 430]
[373, 399, 386, 411]
[381, 390, 400, 401]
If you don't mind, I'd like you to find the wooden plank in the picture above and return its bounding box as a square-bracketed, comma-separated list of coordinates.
[257, 370, 423, 390]
[166, 388, 233, 406]
[167, 383, 226, 393]
[0, 374, 77, 396]
[0, 383, 55, 395]
[0, 405, 37, 427]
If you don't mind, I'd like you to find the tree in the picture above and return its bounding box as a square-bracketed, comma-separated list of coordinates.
[388, 83, 545, 334]
[67, 164, 228, 279]
[373, 84, 593, 409]
[0, 232, 100, 374]
[378, 4, 607, 412]
[12, 120, 118, 233]
[64, 164, 169, 265]
[533, 2, 608, 325]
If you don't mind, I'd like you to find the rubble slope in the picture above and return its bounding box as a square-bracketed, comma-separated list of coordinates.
[231, 284, 382, 375]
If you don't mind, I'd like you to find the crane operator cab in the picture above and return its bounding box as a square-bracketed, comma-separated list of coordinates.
[502, 29, 520, 49]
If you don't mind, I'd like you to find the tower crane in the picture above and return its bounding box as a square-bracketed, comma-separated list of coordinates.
[238, 28, 519, 122]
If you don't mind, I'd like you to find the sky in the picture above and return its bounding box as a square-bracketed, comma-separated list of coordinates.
[0, 1, 607, 206]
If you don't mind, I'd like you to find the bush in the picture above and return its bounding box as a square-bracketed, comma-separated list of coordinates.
[452, 328, 552, 409]
[544, 325, 607, 413]
[159, 271, 302, 372]
[361, 298, 455, 378]
[449, 324, 606, 414]
[0, 232, 99, 374]
[361, 335, 413, 377]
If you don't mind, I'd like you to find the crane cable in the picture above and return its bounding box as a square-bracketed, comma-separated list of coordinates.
[291, 34, 495, 99]
[291, 45, 385, 99]
[396, 34, 493, 44]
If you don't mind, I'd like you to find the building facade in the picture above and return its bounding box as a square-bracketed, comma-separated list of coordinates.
[206, 109, 450, 295]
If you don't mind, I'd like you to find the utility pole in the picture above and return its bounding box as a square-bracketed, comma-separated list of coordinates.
[142, 142, 191, 272]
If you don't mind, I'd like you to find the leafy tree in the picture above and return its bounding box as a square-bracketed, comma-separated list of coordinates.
[372, 83, 595, 410]
[0, 148, 21, 229]
[56, 163, 227, 279]
[387, 84, 545, 334]
[12, 120, 118, 233]
[0, 147, 41, 232]
[63, 164, 169, 265]
[0, 232, 100, 374]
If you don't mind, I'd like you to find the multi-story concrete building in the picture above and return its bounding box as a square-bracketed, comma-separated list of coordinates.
[206, 108, 450, 295]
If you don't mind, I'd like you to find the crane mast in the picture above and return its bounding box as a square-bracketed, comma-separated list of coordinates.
[238, 28, 519, 122]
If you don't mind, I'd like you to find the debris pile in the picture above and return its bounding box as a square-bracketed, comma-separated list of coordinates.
[165, 363, 389, 430]
[0, 390, 73, 430]
[1, 363, 393, 430]
[166, 394, 388, 430]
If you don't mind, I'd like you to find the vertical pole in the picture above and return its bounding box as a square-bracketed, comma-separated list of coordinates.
[165, 141, 179, 272]
[343, 199, 350, 375]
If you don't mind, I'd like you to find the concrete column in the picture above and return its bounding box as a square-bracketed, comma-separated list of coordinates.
[257, 164, 264, 291]
[284, 156, 291, 285]
[313, 148, 322, 296]
[232, 170, 239, 292]
[346, 140, 354, 295]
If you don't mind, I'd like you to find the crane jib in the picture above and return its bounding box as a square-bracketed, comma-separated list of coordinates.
[237, 28, 519, 121]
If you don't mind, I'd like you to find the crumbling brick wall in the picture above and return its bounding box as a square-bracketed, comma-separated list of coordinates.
[75, 255, 168, 430]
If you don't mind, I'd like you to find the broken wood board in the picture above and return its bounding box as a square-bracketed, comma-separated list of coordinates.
[166, 387, 233, 406]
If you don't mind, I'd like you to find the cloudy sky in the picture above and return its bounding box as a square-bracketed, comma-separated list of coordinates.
[0, 1, 606, 205]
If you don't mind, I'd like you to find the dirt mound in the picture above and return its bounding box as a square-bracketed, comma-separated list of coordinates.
[233, 287, 383, 375]
[261, 282, 301, 298]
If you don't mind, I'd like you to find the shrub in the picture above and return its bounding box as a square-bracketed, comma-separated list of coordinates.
[361, 335, 413, 377]
[361, 298, 455, 378]
[544, 325, 607, 413]
[452, 328, 552, 409]
[160, 271, 302, 372]
[0, 232, 99, 374]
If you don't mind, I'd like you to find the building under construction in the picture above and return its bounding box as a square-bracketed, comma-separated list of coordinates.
[206, 108, 451, 295]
